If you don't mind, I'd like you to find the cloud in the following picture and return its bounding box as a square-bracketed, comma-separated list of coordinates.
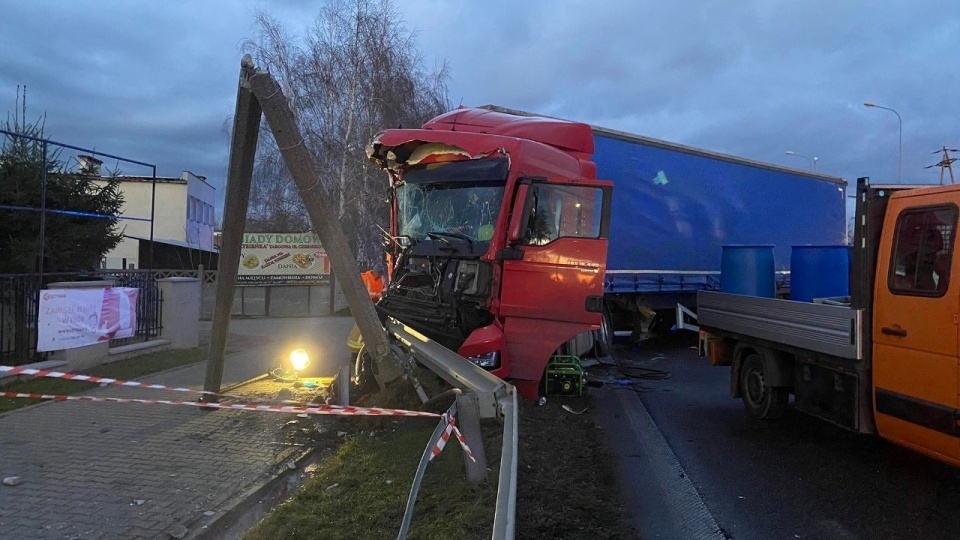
[2, 0, 959, 222]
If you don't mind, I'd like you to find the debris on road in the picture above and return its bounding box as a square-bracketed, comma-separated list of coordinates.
[166, 523, 188, 539]
[562, 405, 589, 415]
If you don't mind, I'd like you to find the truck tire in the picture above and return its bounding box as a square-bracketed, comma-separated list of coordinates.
[594, 304, 615, 358]
[739, 353, 788, 419]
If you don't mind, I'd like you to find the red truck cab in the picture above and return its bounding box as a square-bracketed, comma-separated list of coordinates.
[367, 107, 612, 398]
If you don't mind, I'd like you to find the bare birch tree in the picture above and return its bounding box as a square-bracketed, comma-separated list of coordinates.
[242, 0, 449, 265]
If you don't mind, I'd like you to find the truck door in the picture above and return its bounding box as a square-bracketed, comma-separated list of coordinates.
[873, 198, 960, 464]
[497, 178, 611, 380]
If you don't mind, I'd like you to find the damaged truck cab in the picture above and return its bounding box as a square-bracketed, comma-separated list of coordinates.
[367, 108, 612, 398]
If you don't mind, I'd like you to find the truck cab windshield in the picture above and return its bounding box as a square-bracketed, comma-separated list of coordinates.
[396, 158, 508, 243]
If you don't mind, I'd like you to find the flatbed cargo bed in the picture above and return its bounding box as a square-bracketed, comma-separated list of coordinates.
[697, 291, 864, 360]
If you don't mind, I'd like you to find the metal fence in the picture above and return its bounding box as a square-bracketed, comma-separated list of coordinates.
[0, 271, 163, 366]
[100, 270, 164, 348]
[0, 127, 160, 275]
[1, 128, 165, 366]
[0, 274, 42, 367]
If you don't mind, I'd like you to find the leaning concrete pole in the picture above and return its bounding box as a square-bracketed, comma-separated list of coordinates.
[242, 56, 404, 386]
[202, 56, 262, 397]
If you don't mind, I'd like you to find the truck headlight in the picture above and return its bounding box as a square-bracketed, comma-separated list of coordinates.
[468, 351, 500, 369]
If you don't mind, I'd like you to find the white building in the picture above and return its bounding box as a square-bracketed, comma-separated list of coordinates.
[85, 156, 217, 269]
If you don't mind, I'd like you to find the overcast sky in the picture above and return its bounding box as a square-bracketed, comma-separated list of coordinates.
[2, 0, 959, 218]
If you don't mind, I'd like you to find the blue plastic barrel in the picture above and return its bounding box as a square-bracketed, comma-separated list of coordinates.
[721, 245, 776, 297]
[790, 245, 850, 302]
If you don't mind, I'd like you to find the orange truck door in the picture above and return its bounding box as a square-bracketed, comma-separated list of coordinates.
[873, 191, 960, 466]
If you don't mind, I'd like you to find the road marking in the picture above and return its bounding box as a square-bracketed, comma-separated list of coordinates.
[613, 389, 727, 540]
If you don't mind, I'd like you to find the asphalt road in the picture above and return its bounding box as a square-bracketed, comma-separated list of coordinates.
[607, 333, 960, 540]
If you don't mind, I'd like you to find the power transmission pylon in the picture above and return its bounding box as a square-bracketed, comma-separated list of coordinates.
[925, 146, 959, 185]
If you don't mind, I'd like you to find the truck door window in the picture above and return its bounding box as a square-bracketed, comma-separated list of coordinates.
[520, 184, 605, 246]
[888, 205, 957, 296]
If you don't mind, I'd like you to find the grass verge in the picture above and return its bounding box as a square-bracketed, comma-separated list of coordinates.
[245, 375, 498, 540]
[244, 370, 635, 539]
[0, 347, 206, 415]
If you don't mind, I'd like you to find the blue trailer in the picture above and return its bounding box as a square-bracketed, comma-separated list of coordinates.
[481, 106, 847, 335]
[592, 125, 846, 332]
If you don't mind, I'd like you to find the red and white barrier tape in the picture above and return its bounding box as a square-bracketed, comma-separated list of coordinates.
[0, 391, 442, 418]
[2, 365, 477, 457]
[430, 413, 476, 462]
[0, 365, 247, 401]
[451, 423, 476, 462]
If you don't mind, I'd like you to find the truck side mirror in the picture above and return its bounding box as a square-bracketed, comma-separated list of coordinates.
[508, 184, 531, 243]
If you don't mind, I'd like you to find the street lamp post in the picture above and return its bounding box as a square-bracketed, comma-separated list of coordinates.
[864, 101, 902, 182]
[785, 150, 817, 171]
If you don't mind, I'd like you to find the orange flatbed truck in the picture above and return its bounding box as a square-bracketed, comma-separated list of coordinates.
[700, 177, 960, 467]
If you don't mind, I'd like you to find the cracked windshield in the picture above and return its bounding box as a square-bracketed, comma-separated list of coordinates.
[396, 159, 506, 242]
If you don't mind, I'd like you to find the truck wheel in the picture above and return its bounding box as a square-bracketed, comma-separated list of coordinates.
[594, 304, 615, 358]
[739, 353, 788, 419]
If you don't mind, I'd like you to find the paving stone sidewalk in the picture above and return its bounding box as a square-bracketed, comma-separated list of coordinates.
[0, 316, 355, 540]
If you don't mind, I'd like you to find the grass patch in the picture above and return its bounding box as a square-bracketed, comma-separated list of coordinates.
[246, 371, 498, 540]
[244, 421, 497, 540]
[244, 367, 634, 539]
[0, 347, 206, 415]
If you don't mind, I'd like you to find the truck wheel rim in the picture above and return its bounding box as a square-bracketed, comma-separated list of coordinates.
[746, 370, 766, 405]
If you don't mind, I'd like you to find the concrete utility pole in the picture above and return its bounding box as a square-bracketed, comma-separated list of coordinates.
[244, 60, 403, 386]
[202, 58, 261, 398]
[203, 56, 405, 394]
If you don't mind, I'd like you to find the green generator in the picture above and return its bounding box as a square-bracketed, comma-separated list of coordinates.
[544, 355, 585, 396]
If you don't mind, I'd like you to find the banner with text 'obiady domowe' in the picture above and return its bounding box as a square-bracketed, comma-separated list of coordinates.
[238, 233, 330, 285]
[37, 288, 139, 352]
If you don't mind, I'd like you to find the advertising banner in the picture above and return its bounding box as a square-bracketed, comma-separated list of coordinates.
[37, 287, 139, 352]
[238, 232, 330, 285]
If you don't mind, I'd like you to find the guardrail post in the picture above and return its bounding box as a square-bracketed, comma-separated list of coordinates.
[456, 392, 488, 483]
[336, 362, 351, 406]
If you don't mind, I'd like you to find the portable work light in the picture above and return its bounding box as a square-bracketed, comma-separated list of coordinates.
[269, 347, 312, 382]
[288, 347, 311, 372]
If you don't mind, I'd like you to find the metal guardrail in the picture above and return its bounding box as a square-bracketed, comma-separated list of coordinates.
[387, 317, 518, 540]
[387, 318, 505, 418]
[493, 389, 518, 539]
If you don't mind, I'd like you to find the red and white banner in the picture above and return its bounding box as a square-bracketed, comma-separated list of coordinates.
[36, 287, 139, 352]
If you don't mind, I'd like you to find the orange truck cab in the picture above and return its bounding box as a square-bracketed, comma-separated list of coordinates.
[366, 107, 613, 398]
[699, 177, 960, 467]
